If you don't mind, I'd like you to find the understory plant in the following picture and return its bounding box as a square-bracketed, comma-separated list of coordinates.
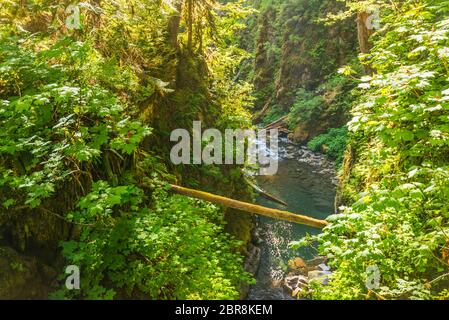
[0, 0, 254, 300]
[294, 0, 449, 300]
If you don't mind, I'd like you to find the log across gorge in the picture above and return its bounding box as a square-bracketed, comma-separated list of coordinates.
[169, 184, 329, 229]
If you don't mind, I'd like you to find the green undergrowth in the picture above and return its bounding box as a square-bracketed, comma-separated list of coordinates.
[293, 0, 449, 300]
[0, 0, 255, 300]
[308, 126, 348, 166]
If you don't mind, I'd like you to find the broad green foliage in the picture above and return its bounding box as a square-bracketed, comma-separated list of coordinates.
[287, 74, 355, 130]
[249, 0, 356, 112]
[296, 0, 449, 300]
[55, 183, 252, 300]
[0, 0, 254, 300]
[205, 2, 255, 130]
[308, 126, 348, 165]
[261, 105, 286, 126]
[0, 38, 151, 208]
[287, 89, 325, 128]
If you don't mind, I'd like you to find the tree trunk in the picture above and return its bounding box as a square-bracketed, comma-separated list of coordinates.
[245, 178, 288, 206]
[169, 184, 329, 229]
[167, 0, 183, 50]
[187, 0, 193, 50]
[356, 11, 375, 74]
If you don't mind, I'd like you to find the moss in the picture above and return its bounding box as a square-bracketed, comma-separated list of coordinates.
[253, 5, 281, 109]
[249, 0, 357, 119]
[0, 246, 56, 299]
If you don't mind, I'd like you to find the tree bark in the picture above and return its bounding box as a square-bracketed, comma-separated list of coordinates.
[167, 0, 183, 50]
[187, 0, 193, 50]
[356, 11, 375, 74]
[356, 12, 374, 54]
[169, 184, 329, 229]
[245, 178, 288, 207]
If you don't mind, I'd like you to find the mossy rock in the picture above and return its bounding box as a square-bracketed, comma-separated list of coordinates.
[0, 246, 55, 299]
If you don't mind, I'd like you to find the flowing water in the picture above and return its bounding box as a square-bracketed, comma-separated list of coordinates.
[248, 137, 337, 300]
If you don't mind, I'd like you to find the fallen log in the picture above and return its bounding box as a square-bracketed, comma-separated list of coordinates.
[245, 178, 288, 206]
[279, 127, 291, 134]
[169, 184, 328, 229]
[264, 115, 288, 130]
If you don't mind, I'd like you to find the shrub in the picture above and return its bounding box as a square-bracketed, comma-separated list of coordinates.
[308, 126, 348, 165]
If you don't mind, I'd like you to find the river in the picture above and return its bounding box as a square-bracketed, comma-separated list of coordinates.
[248, 136, 337, 300]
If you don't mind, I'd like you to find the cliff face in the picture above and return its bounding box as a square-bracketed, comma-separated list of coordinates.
[252, 5, 280, 110]
[251, 0, 356, 111]
[274, 0, 355, 111]
[248, 0, 357, 146]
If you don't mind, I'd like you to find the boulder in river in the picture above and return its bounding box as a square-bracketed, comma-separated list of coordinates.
[283, 275, 308, 295]
[244, 243, 261, 275]
[306, 256, 327, 271]
[282, 256, 332, 297]
[287, 257, 307, 275]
